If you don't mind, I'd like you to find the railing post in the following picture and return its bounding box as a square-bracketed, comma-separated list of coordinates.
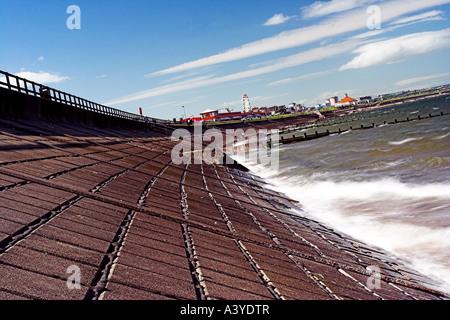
[24, 79, 30, 95]
[16, 78, 22, 93]
[6, 73, 11, 90]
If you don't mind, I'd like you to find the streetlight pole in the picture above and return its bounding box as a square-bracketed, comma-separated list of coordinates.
[182, 106, 186, 119]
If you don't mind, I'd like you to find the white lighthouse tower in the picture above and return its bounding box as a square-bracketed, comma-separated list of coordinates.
[242, 94, 251, 113]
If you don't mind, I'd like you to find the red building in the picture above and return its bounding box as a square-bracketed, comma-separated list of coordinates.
[200, 108, 251, 122]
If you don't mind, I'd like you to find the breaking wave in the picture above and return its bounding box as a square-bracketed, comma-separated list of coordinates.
[239, 160, 450, 294]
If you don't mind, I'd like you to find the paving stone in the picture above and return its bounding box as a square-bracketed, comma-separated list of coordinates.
[108, 263, 196, 300]
[102, 281, 175, 300]
[0, 263, 88, 300]
[0, 112, 448, 302]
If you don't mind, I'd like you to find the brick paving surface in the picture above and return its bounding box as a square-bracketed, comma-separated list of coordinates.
[0, 116, 448, 301]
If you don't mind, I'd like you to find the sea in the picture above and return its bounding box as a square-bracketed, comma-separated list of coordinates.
[233, 94, 450, 294]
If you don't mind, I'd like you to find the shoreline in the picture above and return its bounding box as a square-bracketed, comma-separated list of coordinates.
[177, 90, 450, 133]
[227, 93, 450, 295]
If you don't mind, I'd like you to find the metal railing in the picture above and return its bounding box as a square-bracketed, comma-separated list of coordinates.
[0, 70, 168, 127]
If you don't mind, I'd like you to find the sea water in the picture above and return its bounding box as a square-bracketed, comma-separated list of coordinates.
[234, 95, 450, 294]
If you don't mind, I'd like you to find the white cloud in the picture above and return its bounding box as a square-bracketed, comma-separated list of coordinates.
[36, 56, 45, 61]
[390, 10, 445, 25]
[15, 71, 70, 84]
[210, 94, 288, 111]
[395, 73, 450, 87]
[148, 11, 365, 76]
[301, 0, 375, 19]
[268, 71, 330, 86]
[339, 28, 450, 70]
[157, 66, 216, 84]
[105, 40, 359, 106]
[142, 95, 206, 112]
[148, 0, 450, 77]
[264, 13, 295, 26]
[211, 98, 242, 111]
[350, 28, 392, 39]
[351, 9, 446, 39]
[309, 88, 361, 105]
[105, 75, 214, 106]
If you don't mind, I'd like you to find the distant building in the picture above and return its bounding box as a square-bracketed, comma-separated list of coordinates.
[358, 96, 374, 105]
[285, 103, 304, 113]
[318, 97, 338, 109]
[287, 103, 296, 112]
[196, 98, 307, 122]
[258, 106, 268, 115]
[337, 94, 357, 107]
[329, 96, 338, 106]
[200, 109, 219, 121]
[216, 111, 245, 121]
[267, 106, 277, 115]
[200, 108, 248, 122]
[294, 104, 305, 112]
[276, 105, 286, 114]
[242, 94, 251, 112]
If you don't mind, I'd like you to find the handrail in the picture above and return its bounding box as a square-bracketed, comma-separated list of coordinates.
[0, 70, 168, 127]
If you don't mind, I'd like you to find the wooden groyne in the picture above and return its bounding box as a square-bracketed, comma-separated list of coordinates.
[273, 111, 450, 145]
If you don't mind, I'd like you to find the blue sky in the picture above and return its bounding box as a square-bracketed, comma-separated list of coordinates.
[1, 0, 450, 120]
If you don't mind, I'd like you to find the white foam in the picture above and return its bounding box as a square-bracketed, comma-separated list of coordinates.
[235, 157, 450, 293]
[432, 132, 450, 140]
[388, 137, 423, 145]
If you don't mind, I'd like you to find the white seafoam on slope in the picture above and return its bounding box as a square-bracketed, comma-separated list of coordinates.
[232, 97, 450, 294]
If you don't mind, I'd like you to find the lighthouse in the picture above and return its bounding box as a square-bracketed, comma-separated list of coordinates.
[242, 94, 251, 113]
